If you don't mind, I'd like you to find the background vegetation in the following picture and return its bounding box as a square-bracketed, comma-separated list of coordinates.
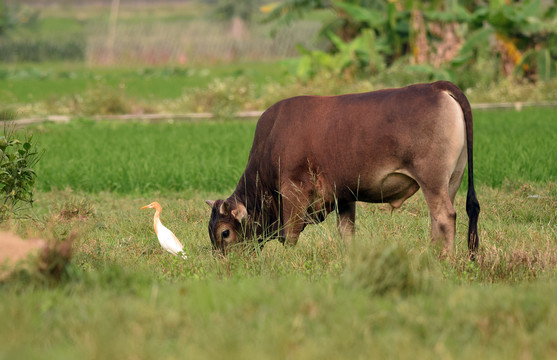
[0, 0, 556, 119]
[0, 1, 556, 359]
[266, 0, 557, 84]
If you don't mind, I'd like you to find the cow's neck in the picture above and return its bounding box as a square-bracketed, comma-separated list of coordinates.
[230, 171, 260, 213]
[230, 170, 280, 238]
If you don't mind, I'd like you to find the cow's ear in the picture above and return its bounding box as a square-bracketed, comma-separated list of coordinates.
[219, 201, 230, 215]
[232, 203, 247, 222]
[205, 200, 215, 207]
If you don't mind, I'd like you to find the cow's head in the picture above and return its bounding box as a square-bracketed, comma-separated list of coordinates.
[206, 199, 247, 254]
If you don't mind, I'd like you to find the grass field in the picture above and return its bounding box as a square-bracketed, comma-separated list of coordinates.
[0, 62, 290, 103]
[32, 107, 556, 193]
[0, 106, 556, 359]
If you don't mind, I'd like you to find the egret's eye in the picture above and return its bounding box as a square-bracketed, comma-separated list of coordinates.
[222, 229, 230, 239]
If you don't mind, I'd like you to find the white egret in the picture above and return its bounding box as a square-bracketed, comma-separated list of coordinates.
[141, 202, 186, 259]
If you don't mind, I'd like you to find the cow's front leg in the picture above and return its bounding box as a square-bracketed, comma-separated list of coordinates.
[280, 182, 310, 246]
[337, 201, 356, 243]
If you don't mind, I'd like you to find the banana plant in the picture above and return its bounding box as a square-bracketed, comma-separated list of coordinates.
[296, 27, 389, 79]
[270, 0, 556, 82]
[453, 0, 556, 81]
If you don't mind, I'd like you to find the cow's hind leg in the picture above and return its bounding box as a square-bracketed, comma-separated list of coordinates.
[429, 147, 466, 254]
[421, 186, 457, 255]
[336, 201, 356, 243]
[415, 96, 466, 254]
[449, 146, 467, 205]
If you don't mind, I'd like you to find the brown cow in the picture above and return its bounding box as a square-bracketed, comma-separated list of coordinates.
[206, 81, 480, 255]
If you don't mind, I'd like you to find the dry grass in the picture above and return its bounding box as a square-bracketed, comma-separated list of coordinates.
[5, 180, 553, 283]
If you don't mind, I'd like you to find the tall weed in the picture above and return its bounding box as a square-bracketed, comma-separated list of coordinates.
[0, 124, 41, 220]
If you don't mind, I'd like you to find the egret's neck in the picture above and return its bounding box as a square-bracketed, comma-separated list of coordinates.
[153, 208, 162, 234]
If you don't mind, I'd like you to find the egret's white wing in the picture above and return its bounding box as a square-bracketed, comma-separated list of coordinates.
[155, 220, 185, 257]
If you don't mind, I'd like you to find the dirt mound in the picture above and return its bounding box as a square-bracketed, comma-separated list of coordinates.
[0, 231, 74, 280]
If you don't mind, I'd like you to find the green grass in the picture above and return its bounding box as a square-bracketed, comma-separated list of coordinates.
[3, 271, 556, 359]
[0, 108, 556, 359]
[32, 108, 557, 194]
[33, 119, 255, 194]
[475, 108, 557, 187]
[0, 62, 289, 103]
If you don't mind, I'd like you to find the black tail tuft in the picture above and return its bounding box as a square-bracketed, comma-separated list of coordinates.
[466, 186, 480, 257]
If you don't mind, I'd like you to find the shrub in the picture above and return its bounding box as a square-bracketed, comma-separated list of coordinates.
[0, 122, 41, 220]
[81, 85, 132, 115]
[183, 76, 257, 118]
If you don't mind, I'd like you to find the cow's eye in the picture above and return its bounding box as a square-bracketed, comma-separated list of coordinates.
[222, 229, 230, 239]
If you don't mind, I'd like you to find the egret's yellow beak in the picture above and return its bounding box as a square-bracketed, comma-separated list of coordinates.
[140, 204, 151, 210]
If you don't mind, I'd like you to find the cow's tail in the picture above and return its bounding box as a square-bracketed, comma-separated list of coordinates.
[433, 81, 480, 257]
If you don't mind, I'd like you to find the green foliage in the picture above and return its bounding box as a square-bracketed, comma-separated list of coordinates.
[454, 0, 557, 82]
[0, 124, 41, 220]
[516, 48, 554, 81]
[290, 0, 409, 79]
[296, 28, 388, 78]
[270, 0, 557, 83]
